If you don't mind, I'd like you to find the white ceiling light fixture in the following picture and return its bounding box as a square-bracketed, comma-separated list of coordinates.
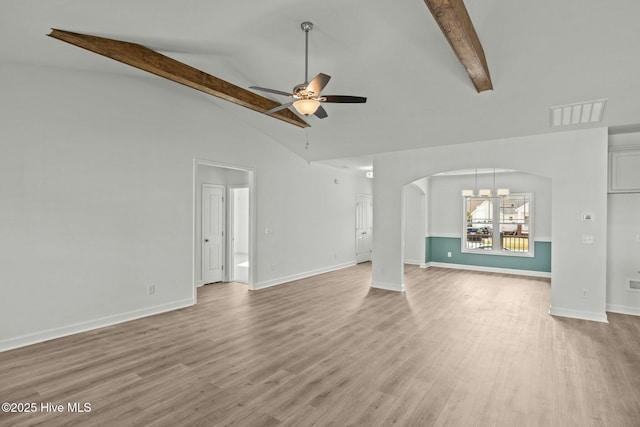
[462, 168, 478, 197]
[491, 168, 510, 197]
[463, 168, 510, 197]
[550, 99, 607, 127]
[293, 99, 321, 116]
[478, 168, 496, 197]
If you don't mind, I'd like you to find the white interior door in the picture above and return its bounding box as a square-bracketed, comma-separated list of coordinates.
[356, 194, 373, 263]
[203, 184, 225, 284]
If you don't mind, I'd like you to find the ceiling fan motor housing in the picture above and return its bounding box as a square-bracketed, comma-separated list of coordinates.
[294, 83, 314, 98]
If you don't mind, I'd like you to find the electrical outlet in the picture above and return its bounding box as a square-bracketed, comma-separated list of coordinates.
[581, 288, 588, 298]
[147, 284, 155, 295]
[447, 252, 452, 258]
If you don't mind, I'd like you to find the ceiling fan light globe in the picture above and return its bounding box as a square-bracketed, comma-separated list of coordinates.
[293, 99, 321, 115]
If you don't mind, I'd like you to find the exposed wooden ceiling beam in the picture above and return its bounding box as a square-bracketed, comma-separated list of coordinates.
[48, 29, 309, 128]
[423, 0, 493, 92]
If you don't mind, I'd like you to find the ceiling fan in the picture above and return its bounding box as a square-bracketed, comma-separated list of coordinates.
[250, 22, 366, 119]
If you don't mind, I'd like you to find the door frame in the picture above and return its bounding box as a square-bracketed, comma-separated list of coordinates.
[193, 159, 256, 303]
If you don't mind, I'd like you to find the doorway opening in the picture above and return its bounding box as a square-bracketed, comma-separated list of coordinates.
[194, 160, 255, 295]
[229, 186, 249, 284]
[356, 194, 373, 263]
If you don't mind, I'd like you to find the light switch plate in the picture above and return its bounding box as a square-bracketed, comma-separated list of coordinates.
[582, 234, 594, 244]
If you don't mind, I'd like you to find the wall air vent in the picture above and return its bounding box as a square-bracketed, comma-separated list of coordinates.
[550, 99, 607, 127]
[629, 280, 640, 291]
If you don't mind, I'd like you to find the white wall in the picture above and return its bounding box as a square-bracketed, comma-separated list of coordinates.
[372, 127, 608, 322]
[428, 172, 552, 241]
[255, 159, 372, 288]
[0, 63, 371, 350]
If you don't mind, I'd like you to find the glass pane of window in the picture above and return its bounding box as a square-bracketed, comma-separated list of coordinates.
[463, 193, 533, 256]
[465, 197, 493, 250]
[499, 195, 530, 253]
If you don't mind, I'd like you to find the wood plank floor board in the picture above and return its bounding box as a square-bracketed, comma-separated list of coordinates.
[1, 264, 640, 426]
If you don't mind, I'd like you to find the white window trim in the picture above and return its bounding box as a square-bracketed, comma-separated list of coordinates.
[461, 192, 535, 258]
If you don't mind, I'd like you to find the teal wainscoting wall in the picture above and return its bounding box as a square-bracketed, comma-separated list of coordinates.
[426, 237, 551, 273]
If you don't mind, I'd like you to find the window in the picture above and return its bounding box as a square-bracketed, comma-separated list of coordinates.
[463, 193, 533, 256]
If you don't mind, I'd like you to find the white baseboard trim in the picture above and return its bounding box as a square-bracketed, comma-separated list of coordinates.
[419, 263, 429, 269]
[371, 280, 405, 292]
[404, 259, 423, 266]
[0, 298, 194, 353]
[426, 262, 551, 278]
[606, 304, 640, 317]
[195, 280, 205, 287]
[254, 261, 356, 290]
[549, 306, 609, 323]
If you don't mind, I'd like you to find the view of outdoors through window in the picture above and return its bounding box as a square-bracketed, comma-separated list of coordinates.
[464, 194, 531, 255]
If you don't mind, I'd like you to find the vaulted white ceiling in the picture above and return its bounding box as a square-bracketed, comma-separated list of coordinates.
[3, 0, 640, 163]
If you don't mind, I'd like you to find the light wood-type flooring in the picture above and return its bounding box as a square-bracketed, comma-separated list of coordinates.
[1, 264, 640, 426]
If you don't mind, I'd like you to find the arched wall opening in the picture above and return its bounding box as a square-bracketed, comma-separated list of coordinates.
[403, 169, 552, 278]
[372, 127, 609, 322]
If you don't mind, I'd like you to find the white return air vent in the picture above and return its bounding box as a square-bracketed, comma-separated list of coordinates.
[629, 280, 640, 291]
[550, 99, 606, 127]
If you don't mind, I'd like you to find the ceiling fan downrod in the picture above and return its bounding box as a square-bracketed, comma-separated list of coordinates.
[301, 21, 313, 85]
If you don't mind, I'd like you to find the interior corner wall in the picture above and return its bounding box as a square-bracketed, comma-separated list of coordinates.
[372, 127, 609, 322]
[0, 63, 371, 351]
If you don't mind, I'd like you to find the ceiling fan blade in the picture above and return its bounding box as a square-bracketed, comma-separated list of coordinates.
[314, 105, 328, 119]
[322, 95, 367, 103]
[307, 73, 331, 95]
[47, 29, 309, 128]
[264, 102, 294, 115]
[249, 86, 293, 97]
